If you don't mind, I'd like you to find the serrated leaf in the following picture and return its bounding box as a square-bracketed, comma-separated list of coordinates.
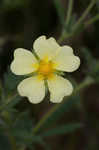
[40, 123, 82, 137]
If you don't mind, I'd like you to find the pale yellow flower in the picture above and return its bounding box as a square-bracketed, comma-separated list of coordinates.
[10, 36, 80, 104]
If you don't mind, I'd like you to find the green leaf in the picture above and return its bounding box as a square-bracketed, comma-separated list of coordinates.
[40, 123, 82, 137]
[12, 111, 33, 133]
[4, 68, 23, 94]
[0, 95, 21, 112]
[0, 132, 11, 150]
[11, 111, 36, 146]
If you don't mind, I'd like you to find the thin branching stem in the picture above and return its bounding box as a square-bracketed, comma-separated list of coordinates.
[66, 0, 73, 25]
[0, 93, 18, 112]
[72, 0, 96, 31]
[33, 76, 94, 134]
[2, 114, 17, 150]
[85, 14, 99, 27]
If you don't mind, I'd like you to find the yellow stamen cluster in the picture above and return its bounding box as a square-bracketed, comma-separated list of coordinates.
[37, 59, 55, 79]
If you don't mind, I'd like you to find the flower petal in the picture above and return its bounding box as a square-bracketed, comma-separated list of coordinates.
[53, 46, 80, 72]
[18, 76, 45, 104]
[47, 75, 73, 103]
[33, 36, 60, 60]
[10, 48, 38, 75]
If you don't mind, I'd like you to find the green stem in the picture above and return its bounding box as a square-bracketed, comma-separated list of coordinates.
[58, 0, 97, 43]
[58, 0, 73, 43]
[85, 14, 99, 27]
[57, 34, 66, 43]
[54, 0, 65, 25]
[33, 76, 94, 134]
[0, 93, 18, 112]
[66, 0, 73, 25]
[58, 31, 72, 43]
[73, 76, 94, 94]
[72, 0, 96, 32]
[2, 114, 17, 150]
[33, 103, 60, 134]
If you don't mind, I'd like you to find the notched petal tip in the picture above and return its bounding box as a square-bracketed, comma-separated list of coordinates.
[10, 60, 19, 75]
[67, 55, 80, 73]
[74, 56, 80, 69]
[14, 48, 24, 57]
[53, 46, 80, 73]
[17, 77, 45, 104]
[10, 48, 38, 75]
[33, 35, 46, 46]
[48, 75, 73, 103]
[33, 35, 60, 60]
[61, 45, 73, 54]
[27, 96, 44, 104]
[14, 48, 34, 57]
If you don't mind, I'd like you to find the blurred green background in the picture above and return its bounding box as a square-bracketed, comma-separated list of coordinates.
[0, 0, 99, 150]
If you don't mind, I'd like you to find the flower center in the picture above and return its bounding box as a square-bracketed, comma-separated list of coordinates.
[37, 59, 55, 79]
